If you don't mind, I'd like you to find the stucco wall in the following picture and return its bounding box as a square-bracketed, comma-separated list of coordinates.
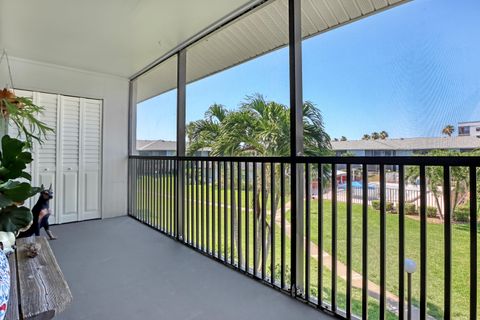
[1, 57, 129, 219]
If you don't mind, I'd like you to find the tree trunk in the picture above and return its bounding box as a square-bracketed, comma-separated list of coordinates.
[433, 191, 444, 220]
[254, 188, 262, 272]
[231, 169, 243, 265]
[254, 164, 281, 276]
[427, 177, 444, 220]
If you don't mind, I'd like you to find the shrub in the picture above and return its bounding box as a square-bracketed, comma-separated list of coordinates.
[386, 202, 395, 212]
[371, 201, 397, 213]
[453, 205, 469, 223]
[426, 206, 438, 218]
[405, 203, 418, 215]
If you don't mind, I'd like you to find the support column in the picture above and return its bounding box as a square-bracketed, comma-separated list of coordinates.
[176, 49, 187, 240]
[128, 80, 138, 156]
[289, 0, 304, 295]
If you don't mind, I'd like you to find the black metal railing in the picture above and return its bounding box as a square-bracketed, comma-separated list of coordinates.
[128, 155, 479, 320]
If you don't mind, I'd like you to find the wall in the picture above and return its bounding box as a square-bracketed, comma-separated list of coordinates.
[0, 57, 129, 219]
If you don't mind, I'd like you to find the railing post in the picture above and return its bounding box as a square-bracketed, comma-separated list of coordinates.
[289, 0, 304, 295]
[176, 49, 187, 240]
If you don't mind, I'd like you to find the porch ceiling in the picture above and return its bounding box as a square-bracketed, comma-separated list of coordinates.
[136, 0, 410, 103]
[0, 0, 252, 78]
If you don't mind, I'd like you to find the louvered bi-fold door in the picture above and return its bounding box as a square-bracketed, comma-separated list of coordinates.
[10, 91, 102, 223]
[58, 96, 81, 223]
[34, 92, 59, 219]
[58, 96, 102, 223]
[79, 99, 102, 221]
[35, 92, 58, 187]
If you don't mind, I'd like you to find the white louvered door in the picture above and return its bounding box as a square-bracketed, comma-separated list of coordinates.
[79, 98, 102, 220]
[34, 92, 59, 220]
[59, 96, 81, 223]
[12, 90, 102, 223]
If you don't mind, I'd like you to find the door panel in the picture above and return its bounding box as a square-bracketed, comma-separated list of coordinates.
[84, 172, 99, 218]
[61, 172, 78, 223]
[80, 98, 102, 220]
[36, 92, 59, 221]
[60, 96, 80, 223]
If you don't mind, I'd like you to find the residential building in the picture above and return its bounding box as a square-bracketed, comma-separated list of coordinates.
[332, 135, 480, 156]
[458, 121, 480, 137]
[136, 139, 210, 156]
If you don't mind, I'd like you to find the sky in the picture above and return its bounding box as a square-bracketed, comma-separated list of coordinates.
[137, 0, 480, 142]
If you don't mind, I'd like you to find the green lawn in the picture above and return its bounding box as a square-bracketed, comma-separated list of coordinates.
[303, 200, 480, 320]
[132, 175, 479, 319]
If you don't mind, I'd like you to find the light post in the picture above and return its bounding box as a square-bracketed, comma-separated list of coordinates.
[405, 258, 417, 320]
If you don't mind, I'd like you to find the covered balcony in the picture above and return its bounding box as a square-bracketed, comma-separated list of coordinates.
[1, 0, 479, 319]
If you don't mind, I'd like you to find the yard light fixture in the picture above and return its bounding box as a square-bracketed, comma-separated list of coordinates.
[404, 258, 417, 320]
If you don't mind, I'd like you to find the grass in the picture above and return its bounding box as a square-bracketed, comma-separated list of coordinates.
[303, 199, 480, 320]
[132, 175, 479, 319]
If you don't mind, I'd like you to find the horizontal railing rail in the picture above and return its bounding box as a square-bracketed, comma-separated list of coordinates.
[128, 155, 478, 320]
[129, 154, 480, 166]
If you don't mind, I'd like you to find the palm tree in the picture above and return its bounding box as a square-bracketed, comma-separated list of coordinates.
[187, 94, 331, 271]
[340, 136, 347, 141]
[442, 125, 455, 137]
[362, 134, 371, 140]
[379, 130, 389, 140]
[186, 103, 228, 154]
[371, 132, 380, 140]
[188, 94, 331, 157]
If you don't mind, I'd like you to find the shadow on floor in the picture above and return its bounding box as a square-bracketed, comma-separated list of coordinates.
[49, 216, 333, 320]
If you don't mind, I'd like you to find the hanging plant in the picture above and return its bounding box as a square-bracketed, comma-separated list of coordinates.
[0, 88, 53, 148]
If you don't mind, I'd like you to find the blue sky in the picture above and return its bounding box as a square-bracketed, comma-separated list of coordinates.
[137, 0, 480, 141]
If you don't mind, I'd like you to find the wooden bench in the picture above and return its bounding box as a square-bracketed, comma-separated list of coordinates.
[6, 237, 72, 320]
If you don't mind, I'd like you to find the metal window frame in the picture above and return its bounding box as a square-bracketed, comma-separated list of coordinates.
[288, 0, 304, 295]
[127, 1, 306, 280]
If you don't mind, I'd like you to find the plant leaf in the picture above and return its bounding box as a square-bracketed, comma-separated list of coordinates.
[0, 135, 33, 180]
[0, 180, 41, 202]
[20, 171, 32, 181]
[0, 194, 13, 208]
[0, 206, 32, 233]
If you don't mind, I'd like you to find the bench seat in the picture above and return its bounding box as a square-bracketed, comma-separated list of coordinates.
[5, 237, 72, 320]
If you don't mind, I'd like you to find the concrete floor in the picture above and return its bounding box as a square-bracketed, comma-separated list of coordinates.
[49, 216, 333, 320]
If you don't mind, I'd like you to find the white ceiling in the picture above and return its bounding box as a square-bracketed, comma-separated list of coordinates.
[0, 0, 253, 78]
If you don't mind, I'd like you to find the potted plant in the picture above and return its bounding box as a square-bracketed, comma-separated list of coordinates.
[0, 87, 53, 319]
[0, 88, 53, 147]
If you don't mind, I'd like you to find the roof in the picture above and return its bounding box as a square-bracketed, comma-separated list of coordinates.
[137, 140, 177, 151]
[137, 140, 210, 152]
[136, 0, 409, 103]
[458, 121, 480, 126]
[331, 136, 480, 151]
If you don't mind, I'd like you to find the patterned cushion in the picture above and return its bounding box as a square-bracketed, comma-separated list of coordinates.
[0, 250, 10, 320]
